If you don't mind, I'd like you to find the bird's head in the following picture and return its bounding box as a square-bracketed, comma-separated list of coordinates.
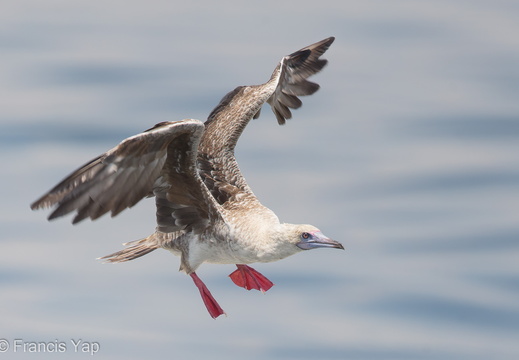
[280, 224, 344, 251]
[260, 223, 343, 262]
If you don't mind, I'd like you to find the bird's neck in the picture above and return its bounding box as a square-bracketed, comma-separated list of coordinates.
[253, 223, 300, 262]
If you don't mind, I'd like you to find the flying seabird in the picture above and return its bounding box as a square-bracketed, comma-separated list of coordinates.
[31, 36, 343, 318]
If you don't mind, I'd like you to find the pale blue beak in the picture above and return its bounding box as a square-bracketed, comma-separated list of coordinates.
[296, 231, 344, 250]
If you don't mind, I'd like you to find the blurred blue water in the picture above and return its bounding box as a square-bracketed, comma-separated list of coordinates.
[1, 1, 519, 359]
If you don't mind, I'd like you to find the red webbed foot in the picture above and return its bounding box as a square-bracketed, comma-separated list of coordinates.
[229, 264, 274, 293]
[190, 272, 226, 319]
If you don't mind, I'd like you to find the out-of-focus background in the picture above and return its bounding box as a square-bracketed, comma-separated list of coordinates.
[1, 1, 518, 359]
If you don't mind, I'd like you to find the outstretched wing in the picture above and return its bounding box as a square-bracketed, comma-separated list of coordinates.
[31, 119, 218, 227]
[267, 36, 335, 125]
[198, 37, 335, 204]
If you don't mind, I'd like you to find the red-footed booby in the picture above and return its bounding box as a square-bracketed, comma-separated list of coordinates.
[31, 37, 343, 319]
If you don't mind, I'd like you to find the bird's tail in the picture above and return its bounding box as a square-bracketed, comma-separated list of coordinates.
[98, 235, 159, 263]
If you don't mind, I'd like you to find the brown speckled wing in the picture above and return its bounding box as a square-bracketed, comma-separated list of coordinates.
[31, 120, 221, 230]
[198, 37, 335, 205]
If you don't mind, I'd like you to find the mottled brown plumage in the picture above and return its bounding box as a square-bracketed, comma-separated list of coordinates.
[31, 37, 342, 318]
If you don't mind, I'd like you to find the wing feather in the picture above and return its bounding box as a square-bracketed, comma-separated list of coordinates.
[31, 119, 212, 225]
[267, 36, 334, 124]
[199, 37, 334, 201]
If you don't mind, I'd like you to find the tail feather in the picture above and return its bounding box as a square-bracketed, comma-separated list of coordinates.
[99, 236, 159, 263]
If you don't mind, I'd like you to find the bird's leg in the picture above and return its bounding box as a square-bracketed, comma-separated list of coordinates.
[229, 264, 274, 293]
[190, 272, 226, 319]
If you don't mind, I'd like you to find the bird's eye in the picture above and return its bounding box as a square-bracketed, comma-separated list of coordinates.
[301, 232, 310, 240]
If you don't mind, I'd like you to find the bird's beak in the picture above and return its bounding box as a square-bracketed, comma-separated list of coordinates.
[296, 231, 344, 250]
